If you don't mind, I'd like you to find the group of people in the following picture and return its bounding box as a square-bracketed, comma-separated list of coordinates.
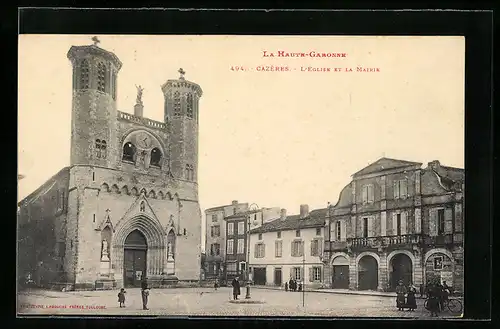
[284, 278, 302, 292]
[395, 279, 452, 316]
[117, 276, 150, 310]
[425, 280, 452, 317]
[395, 280, 418, 311]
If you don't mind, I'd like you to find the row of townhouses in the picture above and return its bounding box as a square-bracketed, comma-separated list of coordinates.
[203, 157, 464, 292]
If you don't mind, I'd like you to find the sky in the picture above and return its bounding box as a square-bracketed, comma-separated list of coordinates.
[18, 35, 465, 250]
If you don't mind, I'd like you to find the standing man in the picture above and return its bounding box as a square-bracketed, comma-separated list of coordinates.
[141, 276, 149, 310]
[231, 276, 241, 300]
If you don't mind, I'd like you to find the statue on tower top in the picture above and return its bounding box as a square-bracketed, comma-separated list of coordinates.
[91, 36, 101, 47]
[178, 68, 186, 80]
[135, 85, 144, 105]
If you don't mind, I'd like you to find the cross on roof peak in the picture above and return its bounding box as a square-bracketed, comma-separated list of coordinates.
[178, 68, 186, 79]
[91, 36, 101, 46]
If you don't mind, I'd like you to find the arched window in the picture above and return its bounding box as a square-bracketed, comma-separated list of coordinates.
[185, 164, 194, 181]
[95, 139, 102, 158]
[150, 148, 162, 167]
[174, 91, 181, 117]
[80, 59, 90, 89]
[186, 93, 194, 119]
[122, 142, 136, 162]
[101, 140, 107, 159]
[95, 139, 107, 159]
[97, 62, 106, 92]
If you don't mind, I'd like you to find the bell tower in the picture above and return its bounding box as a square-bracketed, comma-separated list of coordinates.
[161, 69, 203, 182]
[67, 37, 123, 167]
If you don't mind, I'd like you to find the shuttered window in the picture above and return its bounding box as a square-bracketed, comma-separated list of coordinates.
[444, 208, 453, 233]
[309, 266, 322, 282]
[275, 240, 282, 258]
[291, 267, 303, 281]
[394, 179, 408, 199]
[401, 211, 407, 235]
[437, 209, 445, 235]
[291, 241, 303, 257]
[362, 185, 374, 204]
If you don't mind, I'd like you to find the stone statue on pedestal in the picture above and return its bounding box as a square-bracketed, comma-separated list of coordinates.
[136, 85, 144, 105]
[101, 240, 109, 258]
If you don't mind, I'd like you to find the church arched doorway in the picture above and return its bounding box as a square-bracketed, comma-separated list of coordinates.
[358, 255, 378, 291]
[123, 230, 147, 288]
[389, 253, 413, 291]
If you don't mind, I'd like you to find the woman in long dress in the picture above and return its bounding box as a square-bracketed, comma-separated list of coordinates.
[406, 284, 417, 311]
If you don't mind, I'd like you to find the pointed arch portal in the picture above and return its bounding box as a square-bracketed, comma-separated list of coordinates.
[112, 215, 167, 287]
[123, 230, 148, 288]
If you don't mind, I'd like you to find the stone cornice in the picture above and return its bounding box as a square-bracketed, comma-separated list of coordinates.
[352, 165, 421, 181]
[161, 80, 203, 97]
[67, 45, 123, 70]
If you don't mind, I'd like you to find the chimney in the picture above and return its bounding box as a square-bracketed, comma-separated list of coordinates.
[428, 160, 440, 170]
[134, 103, 144, 117]
[280, 208, 287, 221]
[232, 200, 238, 206]
[300, 204, 309, 219]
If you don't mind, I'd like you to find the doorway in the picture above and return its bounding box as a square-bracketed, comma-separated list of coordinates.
[253, 267, 267, 285]
[332, 256, 350, 289]
[358, 255, 378, 291]
[390, 253, 413, 290]
[123, 230, 148, 288]
[274, 268, 282, 286]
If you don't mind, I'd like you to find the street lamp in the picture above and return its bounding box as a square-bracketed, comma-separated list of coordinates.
[246, 203, 259, 299]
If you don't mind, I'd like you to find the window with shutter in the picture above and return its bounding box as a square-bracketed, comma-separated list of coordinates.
[401, 180, 408, 199]
[392, 213, 398, 236]
[309, 267, 314, 282]
[367, 217, 374, 237]
[290, 268, 294, 280]
[340, 221, 347, 241]
[401, 211, 407, 235]
[454, 204, 462, 232]
[368, 185, 374, 203]
[300, 267, 304, 282]
[429, 209, 438, 236]
[415, 208, 421, 233]
[394, 181, 400, 199]
[437, 209, 445, 235]
[444, 208, 453, 233]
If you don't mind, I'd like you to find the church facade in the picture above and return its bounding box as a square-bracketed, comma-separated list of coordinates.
[17, 40, 203, 290]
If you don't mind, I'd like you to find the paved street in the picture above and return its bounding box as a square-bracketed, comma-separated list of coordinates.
[17, 287, 462, 318]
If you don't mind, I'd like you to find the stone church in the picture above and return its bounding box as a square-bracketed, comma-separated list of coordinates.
[17, 39, 203, 290]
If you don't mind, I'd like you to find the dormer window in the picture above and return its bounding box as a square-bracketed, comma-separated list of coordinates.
[122, 142, 136, 162]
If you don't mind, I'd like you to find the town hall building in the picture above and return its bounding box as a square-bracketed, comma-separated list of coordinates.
[17, 38, 203, 290]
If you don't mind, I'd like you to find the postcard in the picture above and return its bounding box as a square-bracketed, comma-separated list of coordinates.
[17, 34, 464, 318]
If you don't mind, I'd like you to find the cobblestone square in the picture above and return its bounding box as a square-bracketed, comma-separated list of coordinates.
[17, 287, 462, 318]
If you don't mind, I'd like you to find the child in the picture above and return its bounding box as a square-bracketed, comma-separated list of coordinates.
[118, 288, 126, 308]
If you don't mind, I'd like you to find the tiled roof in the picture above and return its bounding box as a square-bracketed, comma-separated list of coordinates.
[434, 166, 464, 183]
[224, 209, 261, 219]
[250, 210, 325, 234]
[352, 157, 422, 177]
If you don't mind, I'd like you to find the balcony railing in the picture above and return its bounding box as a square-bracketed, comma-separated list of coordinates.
[347, 234, 423, 249]
[423, 233, 462, 245]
